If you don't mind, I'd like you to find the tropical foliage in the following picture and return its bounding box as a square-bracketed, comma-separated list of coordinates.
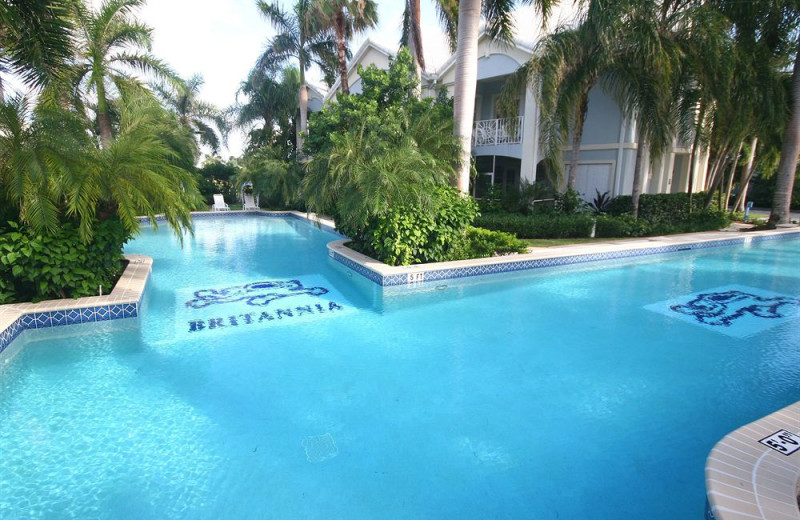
[153, 74, 227, 154]
[232, 65, 300, 157]
[508, 0, 800, 220]
[256, 0, 338, 154]
[0, 0, 208, 302]
[303, 48, 470, 264]
[317, 0, 378, 94]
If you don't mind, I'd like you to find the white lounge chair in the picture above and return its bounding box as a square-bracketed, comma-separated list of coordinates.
[243, 193, 259, 210]
[211, 194, 230, 211]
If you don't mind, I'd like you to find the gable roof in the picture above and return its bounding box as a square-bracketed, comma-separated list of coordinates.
[324, 39, 396, 102]
[434, 31, 533, 80]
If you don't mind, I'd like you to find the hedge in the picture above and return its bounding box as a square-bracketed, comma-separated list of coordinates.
[606, 192, 717, 225]
[474, 213, 595, 238]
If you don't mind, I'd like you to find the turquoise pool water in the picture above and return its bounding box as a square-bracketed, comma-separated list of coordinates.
[2, 215, 799, 519]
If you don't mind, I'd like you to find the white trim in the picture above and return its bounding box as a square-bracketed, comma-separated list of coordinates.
[324, 39, 396, 102]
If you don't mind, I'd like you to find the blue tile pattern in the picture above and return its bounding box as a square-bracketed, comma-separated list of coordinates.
[186, 280, 330, 309]
[0, 302, 140, 356]
[333, 231, 800, 287]
[670, 289, 800, 327]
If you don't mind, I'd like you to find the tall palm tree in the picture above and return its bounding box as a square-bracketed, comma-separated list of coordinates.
[234, 66, 300, 154]
[256, 0, 337, 156]
[72, 0, 176, 147]
[771, 40, 800, 224]
[453, 0, 556, 193]
[316, 0, 378, 94]
[511, 0, 620, 191]
[601, 0, 688, 217]
[153, 74, 227, 154]
[401, 0, 458, 88]
[0, 0, 75, 98]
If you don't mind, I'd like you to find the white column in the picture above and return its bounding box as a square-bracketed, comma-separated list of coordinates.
[520, 86, 538, 183]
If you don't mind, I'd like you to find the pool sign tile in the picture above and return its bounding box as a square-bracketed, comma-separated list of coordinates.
[645, 284, 800, 338]
[175, 276, 354, 338]
[759, 429, 800, 456]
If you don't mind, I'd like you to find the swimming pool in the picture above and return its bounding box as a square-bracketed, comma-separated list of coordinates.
[1, 215, 799, 519]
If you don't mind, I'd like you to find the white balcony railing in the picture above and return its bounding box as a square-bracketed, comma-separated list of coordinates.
[472, 116, 523, 147]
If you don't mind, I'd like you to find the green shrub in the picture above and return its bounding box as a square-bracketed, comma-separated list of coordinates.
[474, 213, 594, 238]
[595, 214, 652, 238]
[606, 192, 715, 225]
[355, 186, 479, 266]
[0, 218, 130, 304]
[595, 210, 730, 238]
[454, 227, 528, 259]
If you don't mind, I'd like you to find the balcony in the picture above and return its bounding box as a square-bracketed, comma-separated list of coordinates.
[472, 116, 523, 147]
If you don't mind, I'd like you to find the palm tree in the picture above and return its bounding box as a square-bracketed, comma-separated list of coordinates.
[316, 0, 378, 94]
[234, 66, 300, 155]
[401, 0, 458, 88]
[771, 41, 800, 224]
[0, 94, 91, 234]
[0, 0, 75, 98]
[453, 0, 556, 193]
[72, 0, 176, 147]
[0, 93, 197, 241]
[64, 94, 199, 239]
[153, 74, 227, 154]
[601, 0, 688, 217]
[512, 0, 619, 191]
[256, 0, 337, 156]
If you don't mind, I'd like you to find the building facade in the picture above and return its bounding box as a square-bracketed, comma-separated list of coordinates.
[320, 36, 708, 201]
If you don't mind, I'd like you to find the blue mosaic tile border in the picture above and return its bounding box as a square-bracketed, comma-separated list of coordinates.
[334, 231, 800, 287]
[0, 303, 140, 356]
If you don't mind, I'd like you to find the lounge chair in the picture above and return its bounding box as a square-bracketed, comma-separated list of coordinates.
[243, 193, 259, 210]
[211, 194, 230, 211]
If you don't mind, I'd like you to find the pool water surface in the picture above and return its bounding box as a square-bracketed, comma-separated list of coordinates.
[1, 215, 799, 519]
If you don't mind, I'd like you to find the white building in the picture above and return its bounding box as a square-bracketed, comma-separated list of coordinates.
[321, 35, 708, 201]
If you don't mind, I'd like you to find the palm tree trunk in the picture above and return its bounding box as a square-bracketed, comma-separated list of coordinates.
[723, 141, 742, 211]
[96, 80, 114, 147]
[770, 39, 800, 225]
[453, 0, 481, 193]
[687, 100, 706, 213]
[631, 134, 646, 218]
[335, 11, 349, 94]
[733, 137, 758, 212]
[297, 46, 308, 156]
[567, 91, 589, 190]
[704, 152, 730, 209]
[409, 0, 424, 92]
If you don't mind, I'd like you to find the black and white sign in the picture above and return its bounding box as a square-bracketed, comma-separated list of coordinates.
[759, 429, 800, 456]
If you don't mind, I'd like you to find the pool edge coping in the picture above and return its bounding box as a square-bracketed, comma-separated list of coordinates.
[0, 254, 152, 355]
[326, 225, 800, 286]
[705, 401, 800, 520]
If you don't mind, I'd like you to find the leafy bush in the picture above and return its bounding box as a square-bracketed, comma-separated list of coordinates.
[606, 192, 714, 225]
[0, 218, 130, 304]
[595, 214, 652, 238]
[455, 227, 529, 259]
[474, 213, 594, 238]
[355, 186, 478, 266]
[589, 190, 611, 214]
[554, 187, 587, 214]
[477, 180, 556, 215]
[595, 210, 730, 238]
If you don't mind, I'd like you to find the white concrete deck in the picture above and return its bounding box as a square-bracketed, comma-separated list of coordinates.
[706, 401, 800, 520]
[0, 254, 152, 342]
